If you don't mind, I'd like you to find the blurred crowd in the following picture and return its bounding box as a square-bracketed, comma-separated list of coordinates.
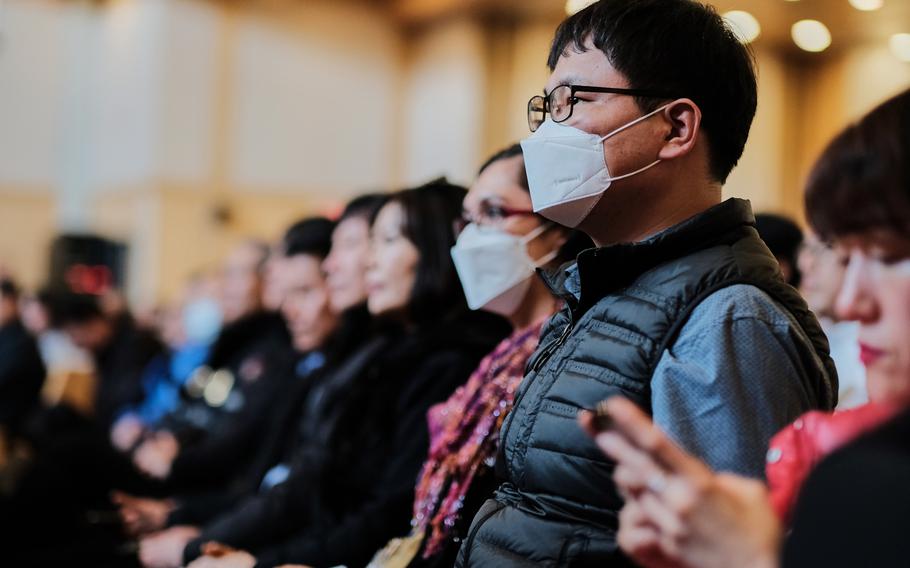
[0, 0, 909, 567]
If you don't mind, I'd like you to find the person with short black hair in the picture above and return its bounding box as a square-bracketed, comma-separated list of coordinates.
[457, 1, 837, 565]
[589, 87, 910, 568]
[53, 291, 164, 430]
[755, 213, 803, 287]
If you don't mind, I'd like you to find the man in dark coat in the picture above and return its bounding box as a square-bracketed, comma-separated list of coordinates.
[54, 292, 163, 430]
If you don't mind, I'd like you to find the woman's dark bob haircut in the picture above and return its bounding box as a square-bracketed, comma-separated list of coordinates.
[806, 88, 910, 242]
[375, 178, 468, 325]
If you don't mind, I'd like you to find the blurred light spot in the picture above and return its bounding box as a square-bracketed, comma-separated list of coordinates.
[565, 0, 597, 16]
[723, 10, 761, 43]
[848, 0, 884, 11]
[890, 33, 910, 62]
[792, 20, 832, 53]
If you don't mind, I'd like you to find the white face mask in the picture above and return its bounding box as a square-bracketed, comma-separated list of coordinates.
[183, 297, 223, 346]
[520, 104, 670, 228]
[451, 222, 558, 317]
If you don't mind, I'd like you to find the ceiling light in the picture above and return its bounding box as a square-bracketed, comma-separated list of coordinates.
[848, 0, 884, 11]
[891, 33, 910, 62]
[565, 0, 597, 16]
[723, 10, 761, 43]
[792, 20, 832, 53]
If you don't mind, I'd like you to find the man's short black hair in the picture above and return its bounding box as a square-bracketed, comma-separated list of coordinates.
[548, 0, 757, 183]
[282, 217, 335, 259]
[50, 293, 104, 327]
[0, 278, 19, 300]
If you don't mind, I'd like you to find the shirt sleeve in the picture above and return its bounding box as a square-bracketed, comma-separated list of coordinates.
[651, 285, 818, 479]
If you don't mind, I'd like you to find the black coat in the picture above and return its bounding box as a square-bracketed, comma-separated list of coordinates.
[163, 311, 295, 489]
[0, 318, 46, 433]
[93, 314, 163, 429]
[184, 309, 510, 568]
[169, 306, 375, 526]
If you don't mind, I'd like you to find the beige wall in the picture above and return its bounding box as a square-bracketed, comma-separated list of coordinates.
[0, 190, 57, 290]
[1, 0, 908, 305]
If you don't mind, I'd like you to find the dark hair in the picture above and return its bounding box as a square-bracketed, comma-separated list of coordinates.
[479, 144, 594, 263]
[755, 213, 803, 286]
[282, 217, 335, 258]
[806, 89, 910, 242]
[478, 144, 530, 192]
[0, 278, 19, 300]
[377, 178, 468, 325]
[548, 0, 757, 183]
[50, 293, 104, 327]
[339, 193, 389, 224]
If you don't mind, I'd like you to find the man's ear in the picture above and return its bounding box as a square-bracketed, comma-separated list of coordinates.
[657, 99, 701, 161]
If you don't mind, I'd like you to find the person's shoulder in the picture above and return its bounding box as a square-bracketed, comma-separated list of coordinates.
[691, 284, 793, 326]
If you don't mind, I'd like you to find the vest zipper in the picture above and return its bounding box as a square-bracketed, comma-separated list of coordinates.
[460, 500, 506, 566]
[496, 321, 574, 481]
[532, 322, 573, 372]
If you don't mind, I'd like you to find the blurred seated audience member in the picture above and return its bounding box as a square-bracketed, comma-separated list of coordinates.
[110, 274, 224, 452]
[587, 87, 910, 568]
[2, 234, 298, 565]
[798, 233, 867, 409]
[54, 291, 164, 430]
[20, 289, 95, 416]
[754, 213, 803, 287]
[163, 180, 508, 568]
[369, 145, 592, 568]
[130, 229, 325, 485]
[0, 279, 46, 438]
[117, 195, 387, 542]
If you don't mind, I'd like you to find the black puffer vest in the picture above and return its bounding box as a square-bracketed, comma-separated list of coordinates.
[456, 199, 837, 567]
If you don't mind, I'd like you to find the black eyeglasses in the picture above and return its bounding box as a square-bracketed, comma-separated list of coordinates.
[527, 85, 680, 132]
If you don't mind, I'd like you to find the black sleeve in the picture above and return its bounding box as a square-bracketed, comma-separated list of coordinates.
[782, 424, 910, 567]
[252, 351, 478, 568]
[167, 373, 284, 486]
[168, 488, 246, 527]
[183, 469, 315, 564]
[0, 329, 46, 428]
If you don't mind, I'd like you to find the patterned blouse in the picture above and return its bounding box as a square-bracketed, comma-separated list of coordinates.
[411, 319, 545, 558]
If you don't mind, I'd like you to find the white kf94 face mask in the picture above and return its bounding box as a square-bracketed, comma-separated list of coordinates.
[520, 103, 670, 228]
[451, 222, 557, 317]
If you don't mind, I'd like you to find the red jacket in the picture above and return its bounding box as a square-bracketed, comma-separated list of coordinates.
[766, 402, 899, 525]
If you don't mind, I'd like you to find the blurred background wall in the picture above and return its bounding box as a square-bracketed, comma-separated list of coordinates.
[0, 0, 908, 306]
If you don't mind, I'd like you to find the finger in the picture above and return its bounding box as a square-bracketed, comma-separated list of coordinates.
[604, 397, 710, 477]
[613, 463, 660, 497]
[618, 522, 662, 561]
[598, 431, 668, 490]
[637, 491, 686, 547]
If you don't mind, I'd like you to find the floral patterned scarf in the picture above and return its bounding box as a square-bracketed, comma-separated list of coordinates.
[411, 319, 545, 558]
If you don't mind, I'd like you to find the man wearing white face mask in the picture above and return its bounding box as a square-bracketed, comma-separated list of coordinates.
[456, 1, 838, 567]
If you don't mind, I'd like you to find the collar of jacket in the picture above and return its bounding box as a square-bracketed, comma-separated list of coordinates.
[541, 198, 757, 316]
